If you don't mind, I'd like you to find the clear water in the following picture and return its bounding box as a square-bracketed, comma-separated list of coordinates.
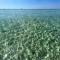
[0, 9, 60, 17]
[0, 9, 60, 60]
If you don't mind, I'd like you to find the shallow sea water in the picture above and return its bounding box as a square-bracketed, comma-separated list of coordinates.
[0, 9, 60, 60]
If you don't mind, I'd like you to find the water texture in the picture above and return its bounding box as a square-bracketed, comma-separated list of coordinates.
[0, 9, 60, 60]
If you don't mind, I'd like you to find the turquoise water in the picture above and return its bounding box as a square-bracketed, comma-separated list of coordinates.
[0, 9, 60, 17]
[0, 9, 60, 60]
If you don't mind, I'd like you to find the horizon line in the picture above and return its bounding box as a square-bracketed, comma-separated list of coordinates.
[0, 8, 60, 10]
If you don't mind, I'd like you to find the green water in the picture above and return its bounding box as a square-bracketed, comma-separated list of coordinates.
[0, 9, 60, 60]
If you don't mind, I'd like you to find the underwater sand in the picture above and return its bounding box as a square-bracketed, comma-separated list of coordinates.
[0, 9, 60, 60]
